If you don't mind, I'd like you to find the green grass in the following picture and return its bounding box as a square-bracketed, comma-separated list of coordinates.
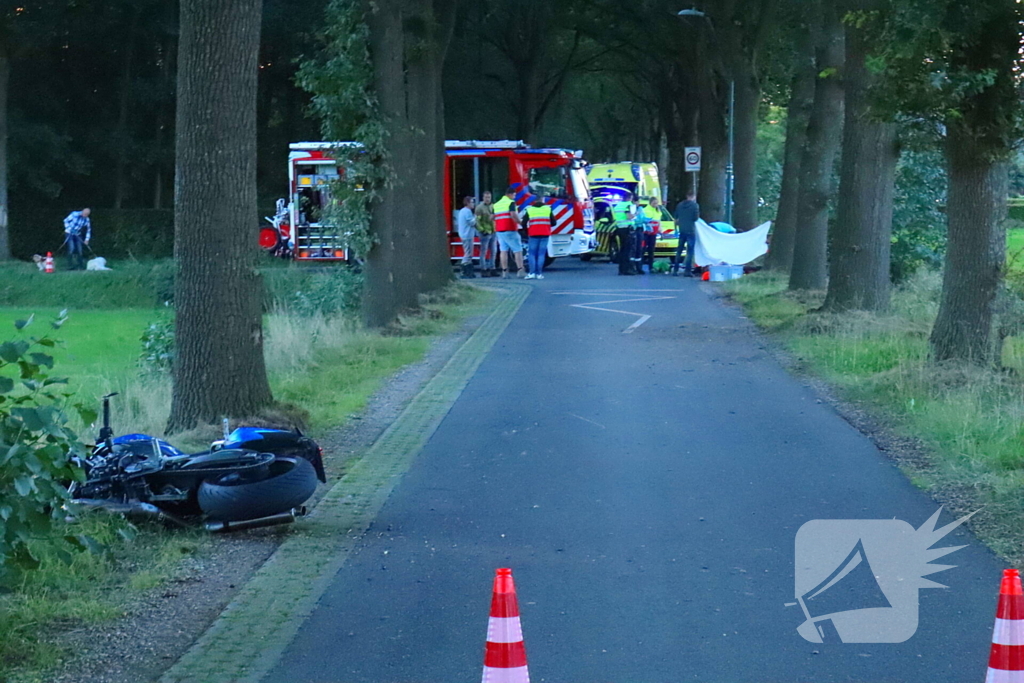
[271, 285, 488, 430]
[0, 281, 488, 682]
[0, 308, 165, 393]
[723, 270, 1024, 562]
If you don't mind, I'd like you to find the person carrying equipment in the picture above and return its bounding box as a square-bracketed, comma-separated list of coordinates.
[523, 196, 553, 280]
[612, 194, 640, 276]
[494, 187, 526, 278]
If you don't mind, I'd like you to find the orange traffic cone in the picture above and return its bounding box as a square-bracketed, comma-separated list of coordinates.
[44, 252, 54, 273]
[987, 569, 1024, 683]
[482, 568, 529, 683]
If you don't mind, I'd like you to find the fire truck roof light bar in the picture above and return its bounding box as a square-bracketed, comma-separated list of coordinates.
[445, 140, 528, 149]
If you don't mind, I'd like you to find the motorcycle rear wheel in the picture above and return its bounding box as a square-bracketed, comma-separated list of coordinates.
[197, 456, 318, 522]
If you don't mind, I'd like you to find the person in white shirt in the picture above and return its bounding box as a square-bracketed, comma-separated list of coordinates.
[457, 196, 478, 279]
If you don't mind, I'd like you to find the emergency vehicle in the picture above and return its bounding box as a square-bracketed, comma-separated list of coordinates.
[585, 162, 679, 262]
[266, 141, 596, 262]
[446, 140, 595, 263]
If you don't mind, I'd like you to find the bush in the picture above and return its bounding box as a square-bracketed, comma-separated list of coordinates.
[891, 149, 947, 283]
[0, 314, 95, 581]
[263, 265, 363, 316]
[0, 261, 175, 309]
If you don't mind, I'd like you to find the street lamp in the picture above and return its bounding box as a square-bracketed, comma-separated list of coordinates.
[676, 7, 735, 226]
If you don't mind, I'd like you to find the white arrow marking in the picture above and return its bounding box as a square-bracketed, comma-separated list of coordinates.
[562, 294, 676, 333]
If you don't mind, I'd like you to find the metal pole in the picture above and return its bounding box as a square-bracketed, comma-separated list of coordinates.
[726, 78, 735, 226]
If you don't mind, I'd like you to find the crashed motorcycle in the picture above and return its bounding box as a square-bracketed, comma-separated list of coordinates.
[69, 394, 326, 531]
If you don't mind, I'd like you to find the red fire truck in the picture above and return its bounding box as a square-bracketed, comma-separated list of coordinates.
[267, 141, 595, 262]
[445, 140, 595, 262]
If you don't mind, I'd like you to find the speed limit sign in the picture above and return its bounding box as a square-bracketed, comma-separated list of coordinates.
[684, 147, 702, 172]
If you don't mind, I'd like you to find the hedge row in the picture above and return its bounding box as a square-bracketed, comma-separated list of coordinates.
[0, 260, 362, 313]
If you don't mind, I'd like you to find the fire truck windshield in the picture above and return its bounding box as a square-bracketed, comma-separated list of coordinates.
[528, 166, 569, 199]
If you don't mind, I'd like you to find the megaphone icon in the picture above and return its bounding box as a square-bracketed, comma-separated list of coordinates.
[792, 539, 892, 643]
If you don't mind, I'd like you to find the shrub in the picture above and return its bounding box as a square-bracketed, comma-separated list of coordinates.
[891, 149, 947, 283]
[0, 314, 95, 581]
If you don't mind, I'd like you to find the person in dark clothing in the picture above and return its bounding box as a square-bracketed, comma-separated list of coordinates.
[672, 192, 700, 277]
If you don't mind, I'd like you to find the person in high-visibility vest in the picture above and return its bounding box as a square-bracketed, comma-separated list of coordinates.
[641, 197, 664, 274]
[611, 194, 639, 275]
[523, 196, 554, 280]
[494, 187, 526, 278]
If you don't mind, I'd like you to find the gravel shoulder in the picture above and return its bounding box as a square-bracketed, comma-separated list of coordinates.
[44, 303, 492, 683]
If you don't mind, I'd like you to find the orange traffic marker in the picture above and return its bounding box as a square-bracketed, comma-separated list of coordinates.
[482, 568, 529, 683]
[44, 252, 54, 273]
[987, 569, 1024, 683]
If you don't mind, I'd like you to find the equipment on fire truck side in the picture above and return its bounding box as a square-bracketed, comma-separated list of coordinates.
[259, 198, 293, 259]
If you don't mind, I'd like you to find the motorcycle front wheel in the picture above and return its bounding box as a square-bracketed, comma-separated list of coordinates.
[197, 456, 318, 522]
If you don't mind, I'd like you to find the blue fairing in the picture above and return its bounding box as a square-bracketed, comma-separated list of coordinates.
[223, 427, 291, 448]
[112, 434, 186, 457]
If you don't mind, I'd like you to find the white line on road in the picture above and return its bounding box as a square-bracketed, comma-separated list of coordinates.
[561, 293, 676, 333]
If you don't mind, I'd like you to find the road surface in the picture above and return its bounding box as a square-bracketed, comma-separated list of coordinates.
[264, 259, 1001, 683]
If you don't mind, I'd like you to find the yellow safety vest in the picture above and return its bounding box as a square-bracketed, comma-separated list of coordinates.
[526, 205, 553, 236]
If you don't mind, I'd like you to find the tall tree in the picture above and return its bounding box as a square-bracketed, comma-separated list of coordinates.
[875, 0, 1022, 361]
[823, 3, 898, 312]
[788, 0, 844, 291]
[764, 27, 813, 272]
[705, 0, 777, 230]
[168, 0, 272, 430]
[362, 0, 454, 328]
[927, 0, 1021, 362]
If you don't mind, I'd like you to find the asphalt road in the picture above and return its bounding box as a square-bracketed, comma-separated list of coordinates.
[264, 259, 1003, 683]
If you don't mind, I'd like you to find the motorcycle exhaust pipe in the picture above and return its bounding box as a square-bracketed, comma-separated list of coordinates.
[204, 507, 305, 533]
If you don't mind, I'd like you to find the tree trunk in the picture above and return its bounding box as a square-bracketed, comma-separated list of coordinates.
[929, 128, 1009, 362]
[168, 0, 272, 431]
[789, 2, 844, 291]
[823, 15, 897, 312]
[928, 0, 1018, 364]
[363, 0, 451, 328]
[0, 49, 10, 261]
[697, 63, 728, 223]
[732, 59, 760, 230]
[764, 33, 814, 272]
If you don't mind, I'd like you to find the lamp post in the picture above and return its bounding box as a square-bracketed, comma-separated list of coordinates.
[677, 8, 734, 226]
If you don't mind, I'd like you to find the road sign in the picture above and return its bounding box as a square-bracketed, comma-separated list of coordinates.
[684, 147, 702, 172]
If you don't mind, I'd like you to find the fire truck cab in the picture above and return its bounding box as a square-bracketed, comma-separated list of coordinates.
[445, 140, 595, 262]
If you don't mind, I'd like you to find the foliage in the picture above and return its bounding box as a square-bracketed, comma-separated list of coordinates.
[139, 318, 174, 375]
[0, 314, 96, 581]
[871, 0, 1024, 157]
[0, 261, 175, 309]
[296, 0, 387, 259]
[756, 107, 787, 222]
[890, 147, 947, 283]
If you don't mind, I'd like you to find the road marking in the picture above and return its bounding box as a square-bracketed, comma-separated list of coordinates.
[555, 292, 676, 333]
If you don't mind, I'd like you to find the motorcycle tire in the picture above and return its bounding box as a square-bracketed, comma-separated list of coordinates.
[197, 456, 318, 522]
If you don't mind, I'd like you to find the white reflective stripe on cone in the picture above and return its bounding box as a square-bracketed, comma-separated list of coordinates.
[987, 667, 1024, 683]
[993, 618, 1024, 646]
[486, 616, 524, 644]
[482, 665, 530, 683]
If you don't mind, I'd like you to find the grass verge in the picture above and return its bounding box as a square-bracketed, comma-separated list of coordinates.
[722, 270, 1024, 563]
[0, 282, 489, 682]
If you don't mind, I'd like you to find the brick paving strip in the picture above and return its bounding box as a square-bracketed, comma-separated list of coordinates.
[160, 284, 530, 683]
